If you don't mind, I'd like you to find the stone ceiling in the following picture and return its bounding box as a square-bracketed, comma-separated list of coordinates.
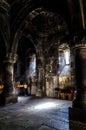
[0, 0, 86, 61]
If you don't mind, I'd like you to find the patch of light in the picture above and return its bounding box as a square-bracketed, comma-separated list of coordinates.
[29, 56, 36, 75]
[34, 102, 57, 110]
[64, 50, 70, 65]
[18, 97, 23, 101]
[18, 96, 26, 101]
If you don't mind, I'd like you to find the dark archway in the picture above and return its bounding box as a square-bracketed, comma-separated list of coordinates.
[0, 31, 6, 84]
[14, 36, 36, 82]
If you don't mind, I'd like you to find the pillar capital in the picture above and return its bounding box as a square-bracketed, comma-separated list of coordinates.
[73, 44, 86, 60]
[4, 52, 17, 64]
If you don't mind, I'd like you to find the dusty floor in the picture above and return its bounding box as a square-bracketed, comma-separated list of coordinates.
[0, 96, 86, 130]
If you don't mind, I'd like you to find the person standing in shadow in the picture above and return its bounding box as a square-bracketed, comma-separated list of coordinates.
[27, 77, 32, 95]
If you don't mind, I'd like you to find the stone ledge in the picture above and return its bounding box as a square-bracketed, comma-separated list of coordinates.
[0, 94, 18, 106]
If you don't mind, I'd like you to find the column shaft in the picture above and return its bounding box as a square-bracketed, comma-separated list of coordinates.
[0, 53, 18, 105]
[69, 44, 86, 128]
[36, 56, 45, 96]
[73, 45, 86, 109]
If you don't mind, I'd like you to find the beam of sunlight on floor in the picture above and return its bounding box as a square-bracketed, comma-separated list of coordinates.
[34, 102, 57, 110]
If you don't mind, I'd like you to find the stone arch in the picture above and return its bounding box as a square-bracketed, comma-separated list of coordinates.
[12, 7, 68, 54]
[0, 1, 10, 54]
[11, 2, 69, 97]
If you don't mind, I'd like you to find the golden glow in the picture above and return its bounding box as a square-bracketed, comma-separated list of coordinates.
[0, 85, 4, 90]
[64, 50, 70, 65]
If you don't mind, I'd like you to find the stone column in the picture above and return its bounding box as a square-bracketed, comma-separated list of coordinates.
[36, 56, 45, 97]
[69, 44, 86, 127]
[0, 53, 18, 105]
[46, 57, 59, 97]
[73, 44, 86, 109]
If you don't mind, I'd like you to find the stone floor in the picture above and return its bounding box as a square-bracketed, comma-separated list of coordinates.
[0, 96, 86, 130]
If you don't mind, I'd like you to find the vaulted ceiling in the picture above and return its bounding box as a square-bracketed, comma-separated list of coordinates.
[0, 0, 86, 61]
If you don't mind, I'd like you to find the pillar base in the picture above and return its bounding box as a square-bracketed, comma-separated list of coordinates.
[69, 107, 86, 129]
[36, 89, 43, 97]
[0, 94, 18, 106]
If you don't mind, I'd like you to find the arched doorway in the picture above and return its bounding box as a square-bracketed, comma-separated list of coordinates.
[14, 36, 37, 96]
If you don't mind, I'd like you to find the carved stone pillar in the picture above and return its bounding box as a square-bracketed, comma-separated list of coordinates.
[46, 57, 59, 97]
[0, 53, 18, 105]
[69, 44, 86, 127]
[73, 44, 86, 109]
[36, 56, 45, 97]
